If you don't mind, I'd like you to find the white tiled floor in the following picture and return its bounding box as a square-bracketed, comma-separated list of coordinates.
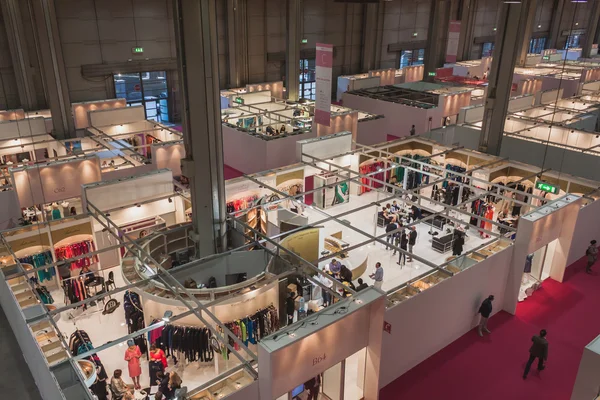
[301, 191, 495, 292]
[50, 266, 247, 390]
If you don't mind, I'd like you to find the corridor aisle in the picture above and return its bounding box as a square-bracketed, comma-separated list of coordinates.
[380, 256, 600, 400]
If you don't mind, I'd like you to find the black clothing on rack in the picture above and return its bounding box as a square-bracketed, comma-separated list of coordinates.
[158, 324, 214, 363]
[124, 291, 148, 355]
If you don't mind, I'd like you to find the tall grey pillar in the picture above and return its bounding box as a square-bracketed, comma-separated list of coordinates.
[517, 0, 538, 66]
[30, 0, 73, 139]
[547, 0, 565, 49]
[479, 0, 535, 156]
[0, 0, 37, 110]
[581, 0, 600, 58]
[424, 0, 452, 81]
[456, 0, 476, 61]
[361, 3, 381, 71]
[286, 0, 300, 101]
[174, 0, 227, 256]
[227, 0, 248, 88]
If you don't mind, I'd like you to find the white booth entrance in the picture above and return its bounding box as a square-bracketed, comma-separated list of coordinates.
[260, 288, 385, 400]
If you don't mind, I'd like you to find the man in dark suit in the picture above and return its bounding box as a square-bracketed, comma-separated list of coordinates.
[477, 295, 494, 337]
[523, 329, 549, 379]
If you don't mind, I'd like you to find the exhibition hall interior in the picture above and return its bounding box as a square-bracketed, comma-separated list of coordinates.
[2, 0, 600, 400]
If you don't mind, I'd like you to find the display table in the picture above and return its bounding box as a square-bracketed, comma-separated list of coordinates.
[432, 233, 455, 253]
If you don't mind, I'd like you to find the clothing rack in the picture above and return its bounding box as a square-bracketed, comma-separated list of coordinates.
[18, 249, 55, 283]
[124, 291, 148, 356]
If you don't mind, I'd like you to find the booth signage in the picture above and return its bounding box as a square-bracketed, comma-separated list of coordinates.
[315, 43, 333, 126]
[445, 20, 461, 63]
[383, 321, 392, 334]
[134, 84, 141, 92]
[312, 353, 326, 366]
[535, 181, 559, 194]
[132, 47, 144, 54]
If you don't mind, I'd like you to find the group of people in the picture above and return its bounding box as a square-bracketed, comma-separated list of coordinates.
[108, 341, 182, 400]
[379, 201, 422, 226]
[265, 124, 286, 136]
[385, 219, 418, 267]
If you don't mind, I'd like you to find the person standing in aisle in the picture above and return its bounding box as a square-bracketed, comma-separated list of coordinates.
[586, 240, 598, 274]
[356, 278, 369, 292]
[523, 329, 549, 379]
[407, 226, 417, 262]
[369, 262, 384, 290]
[286, 291, 296, 325]
[385, 220, 398, 250]
[410, 125, 416, 136]
[453, 231, 465, 256]
[397, 229, 408, 266]
[124, 340, 142, 390]
[477, 295, 494, 337]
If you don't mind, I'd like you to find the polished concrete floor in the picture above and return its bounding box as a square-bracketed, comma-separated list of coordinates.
[0, 306, 42, 400]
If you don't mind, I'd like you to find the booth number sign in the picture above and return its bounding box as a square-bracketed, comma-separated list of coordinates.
[535, 180, 559, 195]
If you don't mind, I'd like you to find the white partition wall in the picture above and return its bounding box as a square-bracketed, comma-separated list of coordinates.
[88, 105, 146, 127]
[379, 246, 513, 388]
[0, 118, 47, 140]
[71, 98, 127, 129]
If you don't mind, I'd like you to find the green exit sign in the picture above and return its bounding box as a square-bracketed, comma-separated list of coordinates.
[132, 47, 144, 54]
[535, 180, 559, 194]
[428, 72, 436, 77]
[234, 97, 244, 104]
[301, 39, 308, 44]
[542, 55, 549, 60]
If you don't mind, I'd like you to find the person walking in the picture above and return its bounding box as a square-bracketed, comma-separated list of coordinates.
[586, 240, 598, 273]
[385, 220, 398, 250]
[410, 125, 416, 136]
[407, 226, 417, 262]
[477, 295, 494, 337]
[369, 262, 384, 290]
[523, 329, 549, 379]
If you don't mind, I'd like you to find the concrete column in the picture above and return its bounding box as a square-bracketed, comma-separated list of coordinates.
[227, 0, 248, 88]
[361, 3, 380, 71]
[456, 0, 477, 61]
[517, 0, 538, 66]
[0, 0, 37, 110]
[581, 0, 600, 58]
[547, 0, 565, 49]
[286, 0, 301, 101]
[479, 0, 535, 156]
[173, 0, 227, 256]
[424, 0, 453, 81]
[30, 0, 73, 138]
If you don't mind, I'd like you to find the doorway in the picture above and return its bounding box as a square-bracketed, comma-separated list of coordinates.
[113, 71, 169, 122]
[519, 238, 559, 302]
[280, 348, 366, 400]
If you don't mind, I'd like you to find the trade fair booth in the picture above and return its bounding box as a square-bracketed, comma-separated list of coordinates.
[221, 97, 382, 174]
[342, 84, 472, 140]
[336, 66, 422, 102]
[71, 98, 128, 130]
[220, 81, 284, 109]
[2, 128, 600, 400]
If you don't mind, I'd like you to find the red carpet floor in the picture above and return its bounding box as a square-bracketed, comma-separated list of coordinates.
[380, 256, 600, 400]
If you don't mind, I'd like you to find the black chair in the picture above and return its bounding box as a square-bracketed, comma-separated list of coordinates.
[105, 271, 116, 291]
